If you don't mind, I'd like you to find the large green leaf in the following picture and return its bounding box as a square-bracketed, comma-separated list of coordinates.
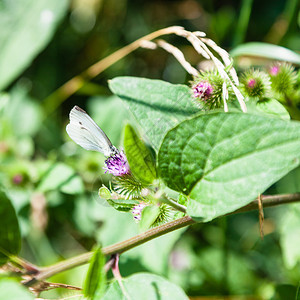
[246, 98, 290, 121]
[0, 190, 21, 265]
[109, 77, 200, 151]
[83, 247, 106, 299]
[158, 112, 300, 221]
[230, 42, 300, 65]
[102, 273, 188, 300]
[0, 279, 34, 300]
[0, 0, 69, 91]
[124, 124, 156, 184]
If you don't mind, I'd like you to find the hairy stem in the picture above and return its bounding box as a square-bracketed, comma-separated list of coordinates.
[34, 193, 300, 281]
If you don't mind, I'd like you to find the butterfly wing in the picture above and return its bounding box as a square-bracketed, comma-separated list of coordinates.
[66, 106, 114, 156]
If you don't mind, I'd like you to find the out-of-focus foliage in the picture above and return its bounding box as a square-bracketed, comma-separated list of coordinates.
[0, 0, 300, 299]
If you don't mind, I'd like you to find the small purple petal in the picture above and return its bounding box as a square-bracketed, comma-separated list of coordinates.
[247, 78, 256, 88]
[132, 203, 147, 221]
[192, 81, 213, 102]
[270, 65, 279, 76]
[104, 151, 130, 177]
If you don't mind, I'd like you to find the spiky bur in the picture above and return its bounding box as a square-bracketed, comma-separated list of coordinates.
[150, 204, 172, 227]
[240, 70, 271, 100]
[191, 70, 232, 110]
[268, 63, 297, 95]
[113, 174, 144, 199]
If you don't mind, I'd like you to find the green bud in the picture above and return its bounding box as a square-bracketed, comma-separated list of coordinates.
[269, 63, 297, 95]
[191, 70, 233, 110]
[98, 186, 111, 199]
[240, 70, 271, 100]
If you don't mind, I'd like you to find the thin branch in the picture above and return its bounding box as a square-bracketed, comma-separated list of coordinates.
[162, 196, 187, 213]
[35, 216, 194, 282]
[33, 193, 300, 281]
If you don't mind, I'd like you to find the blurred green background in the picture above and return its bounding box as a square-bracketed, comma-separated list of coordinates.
[0, 0, 300, 299]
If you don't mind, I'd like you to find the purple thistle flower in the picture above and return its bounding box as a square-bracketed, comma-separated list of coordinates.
[192, 81, 213, 102]
[270, 65, 279, 76]
[247, 78, 256, 88]
[104, 151, 130, 177]
[132, 203, 147, 221]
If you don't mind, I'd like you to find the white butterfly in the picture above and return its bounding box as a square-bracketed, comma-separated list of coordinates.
[66, 105, 118, 157]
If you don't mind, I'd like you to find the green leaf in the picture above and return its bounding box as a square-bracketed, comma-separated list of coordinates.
[178, 194, 188, 206]
[245, 98, 290, 120]
[0, 190, 21, 265]
[158, 112, 300, 222]
[0, 0, 69, 91]
[83, 246, 106, 299]
[102, 273, 188, 300]
[106, 199, 139, 212]
[109, 77, 200, 151]
[37, 163, 84, 194]
[139, 205, 160, 231]
[230, 42, 300, 65]
[256, 99, 290, 120]
[124, 124, 156, 184]
[0, 279, 34, 300]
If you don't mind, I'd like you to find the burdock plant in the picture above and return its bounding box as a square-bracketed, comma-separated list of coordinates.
[240, 69, 271, 100]
[191, 71, 227, 110]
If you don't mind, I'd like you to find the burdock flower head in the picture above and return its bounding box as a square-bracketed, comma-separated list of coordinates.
[104, 150, 130, 177]
[268, 63, 297, 95]
[269, 65, 280, 76]
[191, 70, 230, 110]
[240, 70, 271, 100]
[192, 81, 213, 102]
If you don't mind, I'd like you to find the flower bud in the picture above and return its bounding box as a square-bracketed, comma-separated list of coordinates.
[191, 71, 228, 109]
[269, 63, 297, 95]
[240, 70, 271, 100]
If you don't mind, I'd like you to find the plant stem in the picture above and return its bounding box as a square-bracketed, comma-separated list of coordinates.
[34, 193, 300, 281]
[35, 216, 194, 282]
[163, 197, 187, 213]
